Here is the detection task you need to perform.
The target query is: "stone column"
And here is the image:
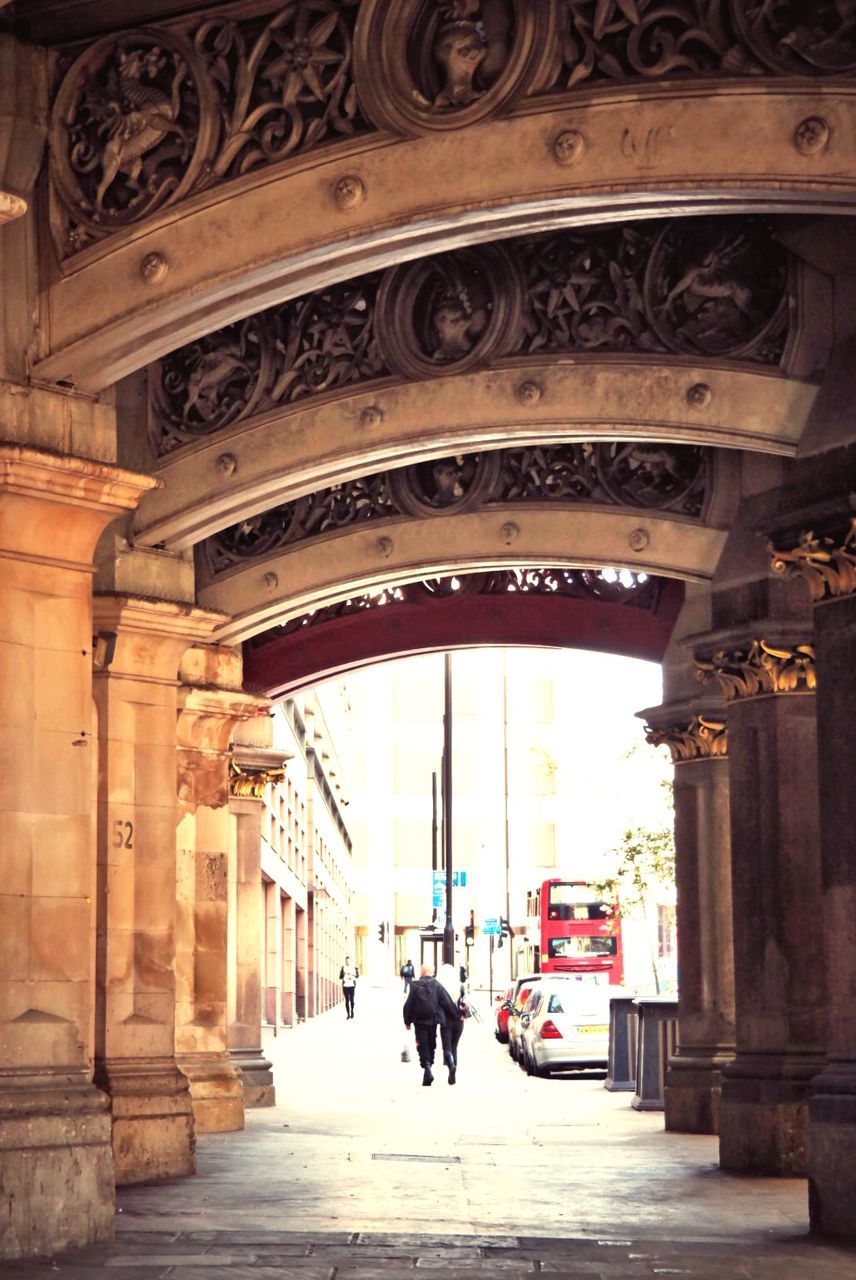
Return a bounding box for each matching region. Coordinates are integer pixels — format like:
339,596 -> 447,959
174,650 -> 269,1132
296,905 -> 308,1021
264,882 -> 282,1028
697,639 -> 825,1176
0,444 -> 156,1258
227,747 -> 285,1107
91,596 -> 226,1185
769,521 -> 856,1236
643,711 -> 735,1134
282,896 -> 296,1026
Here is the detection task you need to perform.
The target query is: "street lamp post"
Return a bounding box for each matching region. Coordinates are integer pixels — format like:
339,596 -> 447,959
442,652 -> 454,966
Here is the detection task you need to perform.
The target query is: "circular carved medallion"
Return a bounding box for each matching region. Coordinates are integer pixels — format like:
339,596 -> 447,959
51,29 -> 218,236
594,442 -> 707,514
729,0 -> 856,74
387,450 -> 502,517
643,217 -> 787,360
375,244 -> 521,379
353,0 -> 553,134
151,316 -> 273,450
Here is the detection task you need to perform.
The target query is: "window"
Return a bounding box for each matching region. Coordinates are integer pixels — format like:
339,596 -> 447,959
547,935 -> 617,959
547,993 -> 565,1014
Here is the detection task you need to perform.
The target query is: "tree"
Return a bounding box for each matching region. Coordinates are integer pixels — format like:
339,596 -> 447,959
600,781 -> 676,993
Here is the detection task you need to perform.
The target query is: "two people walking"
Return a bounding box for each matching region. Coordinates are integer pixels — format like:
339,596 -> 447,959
403,963 -> 467,1086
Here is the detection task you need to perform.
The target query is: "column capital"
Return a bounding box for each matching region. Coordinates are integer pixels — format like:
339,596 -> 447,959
230,746 -> 290,800
92,595 -> 229,682
0,443 -> 158,565
644,714 -> 728,764
770,518 -> 856,603
694,638 -> 816,701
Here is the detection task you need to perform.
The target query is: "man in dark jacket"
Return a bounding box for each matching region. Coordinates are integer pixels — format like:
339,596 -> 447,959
403,963 -> 460,1086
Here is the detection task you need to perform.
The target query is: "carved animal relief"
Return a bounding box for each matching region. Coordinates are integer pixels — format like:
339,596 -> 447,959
202,440 -> 709,574
150,217 -> 790,456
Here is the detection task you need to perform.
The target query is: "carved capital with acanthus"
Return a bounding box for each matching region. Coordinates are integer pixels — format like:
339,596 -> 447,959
769,520 -> 856,603
230,759 -> 286,800
694,639 -> 816,701
644,715 -> 728,763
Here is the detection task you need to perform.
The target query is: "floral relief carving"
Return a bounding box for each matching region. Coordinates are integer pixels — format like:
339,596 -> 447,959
645,714 -> 728,763
731,1 -> 856,75
50,1 -> 364,256
769,521 -> 856,601
203,439 -> 709,573
694,639 -> 817,700
253,565 -> 665,638
150,218 -> 789,455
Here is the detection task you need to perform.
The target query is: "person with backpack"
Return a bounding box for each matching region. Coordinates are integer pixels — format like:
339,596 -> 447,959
400,958 -> 415,993
403,962 -> 460,1086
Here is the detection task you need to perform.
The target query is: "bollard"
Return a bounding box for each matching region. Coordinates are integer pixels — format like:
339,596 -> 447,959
605,996 -> 638,1092
632,996 -> 678,1111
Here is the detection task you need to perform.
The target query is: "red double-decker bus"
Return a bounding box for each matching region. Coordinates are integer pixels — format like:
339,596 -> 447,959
524,879 -> 623,984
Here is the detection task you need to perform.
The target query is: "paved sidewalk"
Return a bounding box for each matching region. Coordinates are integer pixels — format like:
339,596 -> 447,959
6,984 -> 856,1278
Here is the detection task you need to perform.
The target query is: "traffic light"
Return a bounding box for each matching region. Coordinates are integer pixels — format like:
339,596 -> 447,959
498,915 -> 511,948
464,909 -> 475,945
377,922 -> 385,942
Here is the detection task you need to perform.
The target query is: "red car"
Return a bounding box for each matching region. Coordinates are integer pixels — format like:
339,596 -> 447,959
494,973 -> 540,1044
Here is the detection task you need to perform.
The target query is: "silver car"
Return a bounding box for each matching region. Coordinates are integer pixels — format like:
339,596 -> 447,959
519,980 -> 612,1076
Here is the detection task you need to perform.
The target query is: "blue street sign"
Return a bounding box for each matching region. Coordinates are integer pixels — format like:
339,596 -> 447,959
482,917 -> 501,935
433,869 -> 468,906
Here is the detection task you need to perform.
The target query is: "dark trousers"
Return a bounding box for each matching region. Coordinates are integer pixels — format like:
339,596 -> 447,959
414,1022 -> 437,1069
441,1018 -> 464,1068
343,985 -> 355,1017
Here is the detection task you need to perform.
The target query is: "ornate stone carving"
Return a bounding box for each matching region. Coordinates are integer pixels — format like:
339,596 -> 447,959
150,218 -> 790,455
731,2 -> 856,75
794,116 -> 831,155
375,244 -> 522,379
51,2 -> 363,255
353,0 -> 554,134
644,217 -> 788,360
770,522 -> 856,601
645,714 -> 728,763
258,564 -> 665,637
205,438 -> 708,572
230,760 -> 285,798
695,640 -> 816,700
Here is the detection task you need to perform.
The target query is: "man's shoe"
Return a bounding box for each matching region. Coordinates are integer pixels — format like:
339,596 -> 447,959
448,1066 -> 456,1085
422,1067 -> 433,1086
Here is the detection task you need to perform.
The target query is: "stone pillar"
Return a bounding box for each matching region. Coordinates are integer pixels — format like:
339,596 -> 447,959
697,640 -> 825,1176
643,712 -> 735,1134
264,882 -> 282,1028
91,596 -> 225,1185
769,521 -> 856,1236
282,896 -> 296,1026
174,650 -> 269,1132
0,444 -> 155,1258
227,747 -> 285,1107
296,905 -> 308,1021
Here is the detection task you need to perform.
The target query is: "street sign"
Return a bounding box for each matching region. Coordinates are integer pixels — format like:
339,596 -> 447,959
432,869 -> 468,906
482,917 -> 501,935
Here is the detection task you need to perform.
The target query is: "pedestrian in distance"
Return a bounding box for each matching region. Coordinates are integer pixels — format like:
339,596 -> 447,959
403,962 -> 460,1086
340,955 -> 358,1019
400,958 -> 415,993
438,963 -> 468,1085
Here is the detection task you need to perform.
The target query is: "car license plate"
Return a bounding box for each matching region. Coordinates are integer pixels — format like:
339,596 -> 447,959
577,1024 -> 608,1035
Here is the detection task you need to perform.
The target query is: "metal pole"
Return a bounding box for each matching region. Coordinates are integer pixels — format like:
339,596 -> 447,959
442,652 -> 454,966
489,934 -> 494,1006
502,653 -> 513,980
431,770 -> 438,925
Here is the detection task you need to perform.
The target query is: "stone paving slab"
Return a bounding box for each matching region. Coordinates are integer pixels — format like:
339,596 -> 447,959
8,988 -> 856,1279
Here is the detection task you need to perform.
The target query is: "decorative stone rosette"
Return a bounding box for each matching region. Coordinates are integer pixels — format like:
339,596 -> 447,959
353,0 -> 556,135
694,639 -> 816,701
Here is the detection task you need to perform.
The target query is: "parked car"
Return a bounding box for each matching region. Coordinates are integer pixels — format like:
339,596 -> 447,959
494,984 -> 515,1043
518,979 -> 613,1076
507,981 -> 539,1062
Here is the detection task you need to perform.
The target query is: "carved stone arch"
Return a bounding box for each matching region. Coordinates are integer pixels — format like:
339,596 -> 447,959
197,505 -> 729,644
353,0 -> 557,135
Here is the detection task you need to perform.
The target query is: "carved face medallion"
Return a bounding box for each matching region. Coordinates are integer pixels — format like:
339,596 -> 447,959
375,244 -> 521,378
388,450 -> 503,516
644,217 -> 787,359
354,0 -> 551,133
594,442 -> 708,514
